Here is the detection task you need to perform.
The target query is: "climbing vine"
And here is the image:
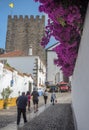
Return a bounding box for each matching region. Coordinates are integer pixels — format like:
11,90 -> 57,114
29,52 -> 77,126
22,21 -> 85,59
34,0 -> 88,76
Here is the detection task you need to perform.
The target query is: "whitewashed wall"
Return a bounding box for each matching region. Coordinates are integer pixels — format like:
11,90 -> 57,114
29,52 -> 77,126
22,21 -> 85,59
0,56 -> 46,88
71,3 -> 89,130
47,50 -> 63,84
0,63 -> 34,99
37,58 -> 46,87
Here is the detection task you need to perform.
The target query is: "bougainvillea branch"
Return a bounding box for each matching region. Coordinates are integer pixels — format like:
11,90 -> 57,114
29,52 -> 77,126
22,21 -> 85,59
34,0 -> 88,77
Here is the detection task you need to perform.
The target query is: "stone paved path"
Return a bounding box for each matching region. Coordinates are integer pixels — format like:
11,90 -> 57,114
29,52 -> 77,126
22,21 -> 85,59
21,103 -> 75,130
0,92 -> 74,130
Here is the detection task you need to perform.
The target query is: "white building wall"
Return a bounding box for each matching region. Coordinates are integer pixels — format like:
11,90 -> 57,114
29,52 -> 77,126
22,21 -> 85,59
0,63 -> 34,99
71,4 -> 89,130
37,58 -> 46,87
47,51 -> 63,84
0,63 -> 3,75
0,56 -> 46,88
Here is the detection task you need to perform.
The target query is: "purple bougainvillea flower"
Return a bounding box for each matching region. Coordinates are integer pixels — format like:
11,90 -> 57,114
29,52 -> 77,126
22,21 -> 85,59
33,0 -> 86,77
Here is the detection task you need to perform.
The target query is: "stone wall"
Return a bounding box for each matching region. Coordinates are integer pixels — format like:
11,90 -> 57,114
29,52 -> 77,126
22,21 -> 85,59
5,15 -> 46,64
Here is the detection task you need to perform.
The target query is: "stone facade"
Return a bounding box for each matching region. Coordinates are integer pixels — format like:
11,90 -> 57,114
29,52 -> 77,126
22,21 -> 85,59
5,15 -> 46,64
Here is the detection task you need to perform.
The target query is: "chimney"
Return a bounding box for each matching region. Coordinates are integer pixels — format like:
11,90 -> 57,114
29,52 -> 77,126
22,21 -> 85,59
28,46 -> 32,55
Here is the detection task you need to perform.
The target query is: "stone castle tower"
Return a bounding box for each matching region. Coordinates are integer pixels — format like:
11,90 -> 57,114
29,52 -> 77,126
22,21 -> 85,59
5,15 -> 46,63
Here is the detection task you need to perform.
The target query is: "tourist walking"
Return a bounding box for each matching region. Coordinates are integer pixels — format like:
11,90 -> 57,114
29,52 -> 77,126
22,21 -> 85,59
16,92 -> 28,125
26,91 -> 31,111
51,90 -> 56,105
31,87 -> 39,113
43,89 -> 48,105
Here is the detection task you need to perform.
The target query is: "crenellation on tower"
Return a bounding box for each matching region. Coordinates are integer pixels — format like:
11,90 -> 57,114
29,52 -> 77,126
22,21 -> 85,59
14,15 -> 18,20
30,15 -> 34,20
24,15 -> 29,21
42,15 -> 45,20
41,15 -> 45,24
35,15 -> 40,20
19,15 -> 23,20
8,15 -> 12,20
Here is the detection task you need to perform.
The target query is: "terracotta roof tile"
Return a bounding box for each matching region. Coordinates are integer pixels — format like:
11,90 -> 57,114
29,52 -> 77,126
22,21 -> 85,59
23,73 -> 33,79
4,65 -> 14,72
0,50 -> 25,57
18,72 -> 24,77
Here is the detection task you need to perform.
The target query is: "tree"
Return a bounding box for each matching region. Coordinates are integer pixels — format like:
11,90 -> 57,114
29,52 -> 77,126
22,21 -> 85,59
1,87 -> 13,109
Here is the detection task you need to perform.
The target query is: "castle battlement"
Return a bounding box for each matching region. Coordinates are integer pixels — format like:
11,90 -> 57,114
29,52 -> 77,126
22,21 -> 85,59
8,15 -> 45,21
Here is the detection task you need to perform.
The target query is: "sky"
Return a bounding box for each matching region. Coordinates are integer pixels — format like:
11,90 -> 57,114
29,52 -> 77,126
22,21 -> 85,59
0,0 -> 57,49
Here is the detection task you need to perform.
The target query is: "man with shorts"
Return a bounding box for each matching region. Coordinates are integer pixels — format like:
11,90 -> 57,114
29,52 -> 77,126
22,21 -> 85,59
31,87 -> 39,113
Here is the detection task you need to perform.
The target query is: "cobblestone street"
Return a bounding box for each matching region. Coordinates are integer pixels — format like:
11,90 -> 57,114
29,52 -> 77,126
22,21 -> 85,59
22,104 -> 74,130
0,92 -> 74,130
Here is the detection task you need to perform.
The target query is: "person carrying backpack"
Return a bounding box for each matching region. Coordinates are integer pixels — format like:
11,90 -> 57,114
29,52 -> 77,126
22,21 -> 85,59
31,87 -> 39,113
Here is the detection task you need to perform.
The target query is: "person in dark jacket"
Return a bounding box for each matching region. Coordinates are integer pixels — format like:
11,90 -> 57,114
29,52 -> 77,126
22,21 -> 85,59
31,87 -> 39,113
43,89 -> 48,105
16,92 -> 28,125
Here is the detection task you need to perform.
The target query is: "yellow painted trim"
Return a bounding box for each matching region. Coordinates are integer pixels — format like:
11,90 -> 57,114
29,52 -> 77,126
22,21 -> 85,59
0,97 -> 17,109
0,100 -> 4,109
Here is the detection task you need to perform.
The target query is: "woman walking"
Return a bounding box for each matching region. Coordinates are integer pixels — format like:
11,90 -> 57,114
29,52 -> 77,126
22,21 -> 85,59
26,91 -> 31,111
51,90 -> 56,105
43,90 -> 48,105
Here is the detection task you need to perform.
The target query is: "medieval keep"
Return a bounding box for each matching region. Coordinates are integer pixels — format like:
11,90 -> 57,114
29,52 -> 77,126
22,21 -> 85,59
5,15 -> 46,64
